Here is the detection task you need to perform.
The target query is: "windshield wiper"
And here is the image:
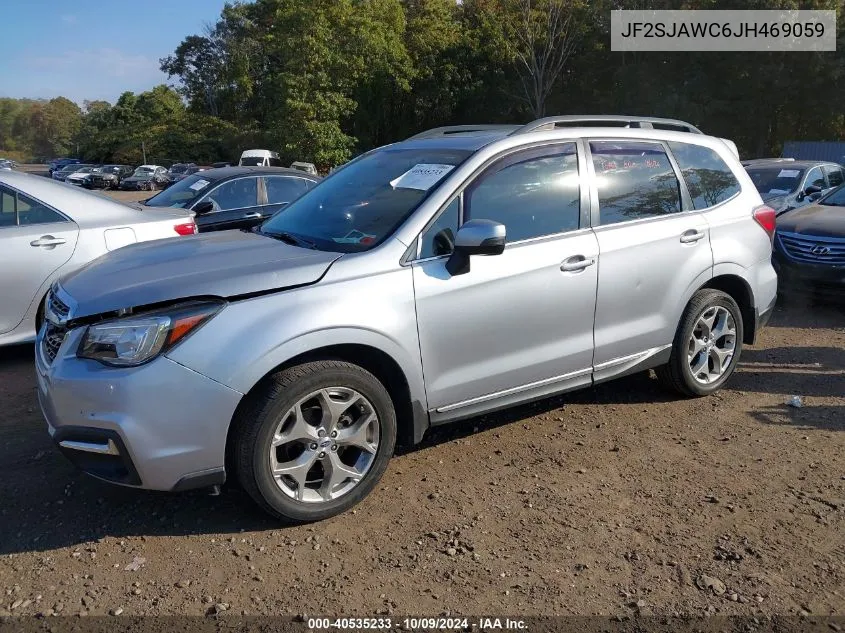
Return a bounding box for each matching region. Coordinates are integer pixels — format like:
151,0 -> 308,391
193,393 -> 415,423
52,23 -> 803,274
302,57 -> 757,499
261,229 -> 317,249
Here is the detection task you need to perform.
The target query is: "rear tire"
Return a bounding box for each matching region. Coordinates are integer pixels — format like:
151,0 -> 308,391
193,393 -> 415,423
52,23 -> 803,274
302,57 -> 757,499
232,360 -> 396,523
656,289 -> 744,397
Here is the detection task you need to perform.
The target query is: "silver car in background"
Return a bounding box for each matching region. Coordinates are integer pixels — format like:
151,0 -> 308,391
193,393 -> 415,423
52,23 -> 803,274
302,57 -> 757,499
0,170 -> 197,346
36,118 -> 778,523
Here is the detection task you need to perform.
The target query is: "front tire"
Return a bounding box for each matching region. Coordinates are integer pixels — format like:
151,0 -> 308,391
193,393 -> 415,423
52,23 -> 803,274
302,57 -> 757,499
656,289 -> 744,397
233,360 -> 396,523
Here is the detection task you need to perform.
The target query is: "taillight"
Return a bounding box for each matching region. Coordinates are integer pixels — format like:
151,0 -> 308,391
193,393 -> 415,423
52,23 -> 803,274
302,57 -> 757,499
752,204 -> 776,241
174,221 -> 197,236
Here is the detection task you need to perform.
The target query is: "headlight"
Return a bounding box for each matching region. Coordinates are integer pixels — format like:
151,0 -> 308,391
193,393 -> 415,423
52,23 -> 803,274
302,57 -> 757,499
78,301 -> 223,367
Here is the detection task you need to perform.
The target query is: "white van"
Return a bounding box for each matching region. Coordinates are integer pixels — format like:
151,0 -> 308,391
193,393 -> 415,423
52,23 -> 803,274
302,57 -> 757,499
238,149 -> 282,167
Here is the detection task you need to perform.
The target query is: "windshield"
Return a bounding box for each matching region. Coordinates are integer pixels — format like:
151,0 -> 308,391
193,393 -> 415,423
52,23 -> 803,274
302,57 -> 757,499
133,167 -> 154,176
746,167 -> 805,196
240,157 -> 264,166
169,164 -> 188,174
60,164 -> 84,173
144,173 -> 212,208
260,147 -> 472,252
819,184 -> 845,207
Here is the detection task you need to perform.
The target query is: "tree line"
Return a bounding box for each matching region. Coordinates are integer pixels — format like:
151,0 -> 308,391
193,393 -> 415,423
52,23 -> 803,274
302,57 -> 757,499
1,0 -> 842,169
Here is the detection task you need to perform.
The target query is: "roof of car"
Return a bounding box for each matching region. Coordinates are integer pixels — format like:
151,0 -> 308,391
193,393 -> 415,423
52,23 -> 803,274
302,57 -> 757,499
743,159 -> 835,170
193,166 -> 321,181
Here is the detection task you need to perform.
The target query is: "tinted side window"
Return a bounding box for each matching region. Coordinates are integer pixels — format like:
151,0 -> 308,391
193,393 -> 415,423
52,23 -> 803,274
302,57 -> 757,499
668,141 -> 741,209
264,176 -> 310,204
0,186 -> 16,227
825,166 -> 844,187
419,197 -> 460,259
590,141 -> 681,225
805,167 -> 826,190
203,178 -> 258,211
466,143 -> 580,243
13,189 -> 67,226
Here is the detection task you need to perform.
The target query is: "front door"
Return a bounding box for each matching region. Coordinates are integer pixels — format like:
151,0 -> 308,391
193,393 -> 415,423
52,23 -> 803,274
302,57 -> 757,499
193,176 -> 263,232
411,142 -> 598,420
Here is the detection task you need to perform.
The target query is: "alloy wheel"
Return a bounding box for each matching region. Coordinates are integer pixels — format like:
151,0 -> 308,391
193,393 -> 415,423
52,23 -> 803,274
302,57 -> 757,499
268,387 -> 380,503
687,305 -> 737,385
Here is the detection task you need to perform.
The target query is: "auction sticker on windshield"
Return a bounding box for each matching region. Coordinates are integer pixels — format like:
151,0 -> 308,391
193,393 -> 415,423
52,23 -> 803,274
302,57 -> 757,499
390,164 -> 455,191
189,179 -> 210,191
778,169 -> 800,178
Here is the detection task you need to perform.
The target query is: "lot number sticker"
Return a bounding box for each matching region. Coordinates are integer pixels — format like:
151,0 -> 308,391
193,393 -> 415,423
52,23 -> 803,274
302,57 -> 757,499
189,179 -> 210,191
390,164 -> 455,191
778,169 -> 800,178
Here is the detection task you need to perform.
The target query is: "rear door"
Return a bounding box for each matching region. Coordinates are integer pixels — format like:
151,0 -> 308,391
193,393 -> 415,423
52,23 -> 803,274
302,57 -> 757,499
0,184 -> 79,333
587,139 -> 714,378
192,176 -> 263,232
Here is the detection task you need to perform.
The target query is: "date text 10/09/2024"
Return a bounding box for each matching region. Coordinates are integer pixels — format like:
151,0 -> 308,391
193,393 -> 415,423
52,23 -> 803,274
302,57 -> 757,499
307,617 -> 528,630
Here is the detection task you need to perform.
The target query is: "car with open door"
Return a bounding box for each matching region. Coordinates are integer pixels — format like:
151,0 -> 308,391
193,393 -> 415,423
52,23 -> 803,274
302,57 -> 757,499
141,166 -> 319,232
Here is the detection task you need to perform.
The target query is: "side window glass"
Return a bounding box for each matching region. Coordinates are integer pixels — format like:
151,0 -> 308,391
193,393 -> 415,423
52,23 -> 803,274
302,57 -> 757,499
419,197 -> 460,259
265,177 -> 309,205
465,143 -> 580,242
805,167 -> 826,190
824,166 -> 844,188
16,189 -> 67,226
203,178 -> 258,211
667,141 -> 741,209
590,141 -> 681,225
0,186 -> 16,227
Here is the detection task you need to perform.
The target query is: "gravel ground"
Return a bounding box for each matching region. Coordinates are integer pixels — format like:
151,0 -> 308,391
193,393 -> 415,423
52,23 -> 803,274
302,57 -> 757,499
0,296 -> 843,619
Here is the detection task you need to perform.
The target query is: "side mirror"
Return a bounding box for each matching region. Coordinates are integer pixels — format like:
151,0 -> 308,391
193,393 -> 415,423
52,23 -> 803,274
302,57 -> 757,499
799,184 -> 822,201
193,200 -> 214,216
445,219 -> 506,276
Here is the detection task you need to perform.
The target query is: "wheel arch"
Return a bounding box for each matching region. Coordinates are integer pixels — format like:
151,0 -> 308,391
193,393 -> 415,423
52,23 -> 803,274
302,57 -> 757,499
701,272 -> 756,345
225,342 -> 429,481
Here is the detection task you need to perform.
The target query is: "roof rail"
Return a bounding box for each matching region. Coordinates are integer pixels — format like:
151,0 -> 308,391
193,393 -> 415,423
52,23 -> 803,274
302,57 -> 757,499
740,157 -> 795,165
406,124 -> 521,140
512,115 -> 704,135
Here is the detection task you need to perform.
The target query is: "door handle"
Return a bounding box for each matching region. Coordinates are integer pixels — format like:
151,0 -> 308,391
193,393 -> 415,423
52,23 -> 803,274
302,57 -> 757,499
560,255 -> 596,272
243,212 -> 262,219
680,229 -> 706,244
30,236 -> 66,247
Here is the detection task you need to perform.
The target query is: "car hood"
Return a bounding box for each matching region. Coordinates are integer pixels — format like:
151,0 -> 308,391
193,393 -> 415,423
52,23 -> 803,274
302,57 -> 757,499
57,230 -> 342,319
777,203 -> 845,238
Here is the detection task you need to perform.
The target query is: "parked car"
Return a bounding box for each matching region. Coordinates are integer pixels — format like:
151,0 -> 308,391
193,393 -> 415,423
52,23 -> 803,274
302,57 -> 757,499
35,117 -> 777,522
82,165 -> 134,190
168,162 -> 197,180
52,163 -> 93,182
0,160 -> 15,171
239,149 -> 282,167
743,158 -> 845,216
166,164 -> 203,186
290,161 -> 318,176
48,158 -> 81,175
142,166 -> 319,232
212,161 -> 232,169
0,170 -> 196,347
773,183 -> 845,295
119,165 -> 169,191
64,165 -> 103,186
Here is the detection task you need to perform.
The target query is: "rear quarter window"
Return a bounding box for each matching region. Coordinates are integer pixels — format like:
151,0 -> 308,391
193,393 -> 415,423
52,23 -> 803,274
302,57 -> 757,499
668,142 -> 741,209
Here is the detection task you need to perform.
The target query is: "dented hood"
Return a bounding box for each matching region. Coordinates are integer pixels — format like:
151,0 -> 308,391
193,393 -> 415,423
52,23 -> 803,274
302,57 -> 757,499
58,229 -> 341,319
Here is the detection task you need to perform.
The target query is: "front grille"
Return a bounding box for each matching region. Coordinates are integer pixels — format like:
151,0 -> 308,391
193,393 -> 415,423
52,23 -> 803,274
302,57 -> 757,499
48,291 -> 70,320
42,323 -> 67,364
778,232 -> 845,265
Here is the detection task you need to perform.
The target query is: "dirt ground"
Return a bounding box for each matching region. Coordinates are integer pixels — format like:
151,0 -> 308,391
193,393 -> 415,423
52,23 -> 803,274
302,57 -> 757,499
1,293 -> 844,620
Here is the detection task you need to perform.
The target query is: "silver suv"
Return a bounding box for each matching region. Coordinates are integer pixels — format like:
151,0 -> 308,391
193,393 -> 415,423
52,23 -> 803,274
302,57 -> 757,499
36,117 -> 778,522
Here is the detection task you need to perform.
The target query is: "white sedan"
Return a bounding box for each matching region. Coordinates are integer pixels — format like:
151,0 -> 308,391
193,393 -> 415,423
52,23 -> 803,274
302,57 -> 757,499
0,170 -> 197,346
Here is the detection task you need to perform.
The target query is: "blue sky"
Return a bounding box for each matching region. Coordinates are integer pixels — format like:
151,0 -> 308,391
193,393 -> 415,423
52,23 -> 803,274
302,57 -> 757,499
0,0 -> 230,105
